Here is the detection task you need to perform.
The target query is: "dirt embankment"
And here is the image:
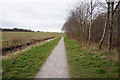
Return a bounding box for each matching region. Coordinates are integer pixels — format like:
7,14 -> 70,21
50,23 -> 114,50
2,37 -> 55,56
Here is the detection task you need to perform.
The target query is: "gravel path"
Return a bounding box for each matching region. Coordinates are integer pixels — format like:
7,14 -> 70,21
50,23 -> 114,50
35,37 -> 70,78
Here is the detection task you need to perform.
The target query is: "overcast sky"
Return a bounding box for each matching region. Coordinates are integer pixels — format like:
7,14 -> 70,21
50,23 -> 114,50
0,0 -> 112,32
0,0 -> 78,32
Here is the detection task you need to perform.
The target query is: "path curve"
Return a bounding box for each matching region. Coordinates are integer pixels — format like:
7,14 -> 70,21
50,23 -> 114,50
35,37 -> 70,78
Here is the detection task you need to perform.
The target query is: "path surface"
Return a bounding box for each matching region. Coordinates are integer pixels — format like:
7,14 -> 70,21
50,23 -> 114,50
35,37 -> 70,78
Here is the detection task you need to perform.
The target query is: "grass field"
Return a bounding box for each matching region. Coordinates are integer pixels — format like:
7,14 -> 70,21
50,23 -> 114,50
2,37 -> 61,78
2,32 -> 64,40
2,32 -> 64,50
64,37 -> 118,78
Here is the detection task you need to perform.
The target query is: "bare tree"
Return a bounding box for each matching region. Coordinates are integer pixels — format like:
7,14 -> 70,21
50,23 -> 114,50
107,1 -> 120,52
98,1 -> 110,50
63,0 -> 120,52
88,0 -> 100,45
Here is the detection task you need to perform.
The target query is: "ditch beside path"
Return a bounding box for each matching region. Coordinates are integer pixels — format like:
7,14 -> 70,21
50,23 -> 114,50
35,37 -> 70,78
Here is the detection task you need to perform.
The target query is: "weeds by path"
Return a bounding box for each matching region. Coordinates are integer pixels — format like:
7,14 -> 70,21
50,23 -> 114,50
64,37 -> 118,78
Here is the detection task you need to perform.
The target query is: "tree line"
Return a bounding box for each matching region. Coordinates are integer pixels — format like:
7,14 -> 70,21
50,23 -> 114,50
62,0 -> 120,52
1,28 -> 34,32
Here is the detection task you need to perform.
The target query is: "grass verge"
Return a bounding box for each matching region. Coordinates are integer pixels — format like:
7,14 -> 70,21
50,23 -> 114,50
64,37 -> 118,78
2,37 -> 61,78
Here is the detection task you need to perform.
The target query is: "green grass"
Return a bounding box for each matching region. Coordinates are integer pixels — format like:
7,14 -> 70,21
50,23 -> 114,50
2,37 -> 61,78
64,37 -> 118,78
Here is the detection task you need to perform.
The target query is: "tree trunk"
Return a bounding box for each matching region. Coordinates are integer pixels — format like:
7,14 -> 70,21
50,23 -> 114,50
83,20 -> 87,43
88,0 -> 93,45
98,20 -> 107,50
108,2 -> 114,52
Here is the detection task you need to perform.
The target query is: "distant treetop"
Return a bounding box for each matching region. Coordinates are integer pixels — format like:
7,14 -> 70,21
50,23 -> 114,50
1,28 -> 34,32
